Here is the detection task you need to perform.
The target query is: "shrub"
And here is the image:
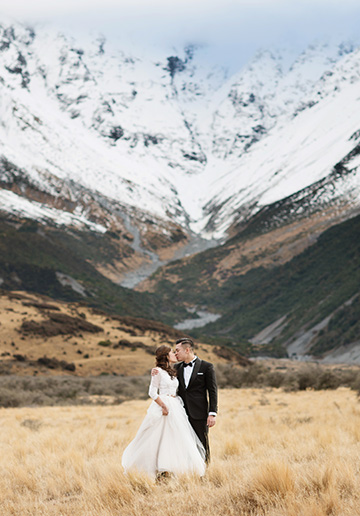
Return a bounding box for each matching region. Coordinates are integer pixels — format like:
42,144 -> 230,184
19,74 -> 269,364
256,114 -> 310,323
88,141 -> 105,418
215,363 -> 267,388
20,313 -> 103,337
215,363 -> 360,393
296,366 -> 319,390
0,374 -> 150,407
98,340 -> 112,347
315,370 -> 341,390
264,371 -> 284,388
0,387 -> 24,407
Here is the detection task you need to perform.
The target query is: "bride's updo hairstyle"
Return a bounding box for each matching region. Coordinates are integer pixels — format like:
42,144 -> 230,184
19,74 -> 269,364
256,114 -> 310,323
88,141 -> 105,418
155,345 -> 177,378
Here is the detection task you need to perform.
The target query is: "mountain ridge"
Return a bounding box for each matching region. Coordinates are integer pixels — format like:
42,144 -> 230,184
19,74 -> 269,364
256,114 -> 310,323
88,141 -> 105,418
1,19 -> 360,243
1,19 -> 360,363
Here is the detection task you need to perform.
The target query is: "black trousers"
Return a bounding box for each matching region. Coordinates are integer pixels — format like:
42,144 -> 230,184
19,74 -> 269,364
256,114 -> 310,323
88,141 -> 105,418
188,417 -> 210,463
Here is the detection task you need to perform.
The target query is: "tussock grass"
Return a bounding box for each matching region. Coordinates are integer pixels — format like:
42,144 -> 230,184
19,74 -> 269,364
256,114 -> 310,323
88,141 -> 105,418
1,388 -> 360,515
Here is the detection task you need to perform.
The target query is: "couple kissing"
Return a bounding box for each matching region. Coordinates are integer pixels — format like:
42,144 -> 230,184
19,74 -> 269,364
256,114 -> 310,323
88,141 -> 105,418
122,338 -> 218,478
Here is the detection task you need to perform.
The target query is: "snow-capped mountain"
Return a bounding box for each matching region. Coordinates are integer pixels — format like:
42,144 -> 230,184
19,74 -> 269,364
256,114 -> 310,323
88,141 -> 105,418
1,18 -> 360,248
200,41 -> 360,236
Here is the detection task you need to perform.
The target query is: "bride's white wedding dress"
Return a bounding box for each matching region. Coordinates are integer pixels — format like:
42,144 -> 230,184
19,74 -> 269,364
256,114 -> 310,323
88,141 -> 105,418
121,367 -> 206,477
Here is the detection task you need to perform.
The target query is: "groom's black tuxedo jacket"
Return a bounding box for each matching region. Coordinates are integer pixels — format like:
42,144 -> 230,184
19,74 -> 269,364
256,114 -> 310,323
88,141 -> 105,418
175,358 -> 218,420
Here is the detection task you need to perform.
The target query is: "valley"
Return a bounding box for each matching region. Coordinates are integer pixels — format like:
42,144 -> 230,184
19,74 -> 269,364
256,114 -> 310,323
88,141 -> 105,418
140,212 -> 360,362
0,19 -> 359,364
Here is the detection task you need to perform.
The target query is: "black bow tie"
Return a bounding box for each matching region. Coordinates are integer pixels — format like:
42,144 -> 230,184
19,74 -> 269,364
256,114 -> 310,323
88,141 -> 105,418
183,362 -> 193,368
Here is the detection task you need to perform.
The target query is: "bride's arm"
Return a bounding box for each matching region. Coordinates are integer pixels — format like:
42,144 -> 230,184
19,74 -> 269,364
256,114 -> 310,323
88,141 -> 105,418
154,397 -> 169,416
148,369 -> 168,415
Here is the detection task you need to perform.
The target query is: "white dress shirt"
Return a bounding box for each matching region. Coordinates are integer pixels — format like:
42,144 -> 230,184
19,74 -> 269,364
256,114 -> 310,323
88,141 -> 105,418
183,357 -> 197,388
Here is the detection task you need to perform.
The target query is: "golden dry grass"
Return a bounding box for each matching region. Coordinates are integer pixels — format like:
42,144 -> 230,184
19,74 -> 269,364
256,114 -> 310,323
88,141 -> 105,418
0,291 -> 226,377
1,388 -> 360,515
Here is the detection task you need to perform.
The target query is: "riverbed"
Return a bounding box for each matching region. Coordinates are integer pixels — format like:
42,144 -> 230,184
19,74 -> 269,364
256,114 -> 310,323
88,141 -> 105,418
119,230 -> 220,289
174,308 -> 221,330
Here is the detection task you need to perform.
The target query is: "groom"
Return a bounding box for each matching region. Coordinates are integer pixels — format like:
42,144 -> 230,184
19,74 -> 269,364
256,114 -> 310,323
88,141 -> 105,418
174,337 -> 218,463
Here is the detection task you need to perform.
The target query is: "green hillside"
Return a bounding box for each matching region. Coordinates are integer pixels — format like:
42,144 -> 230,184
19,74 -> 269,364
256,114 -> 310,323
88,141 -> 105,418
2,209 -> 360,358
148,213 -> 360,357
0,215 -> 184,323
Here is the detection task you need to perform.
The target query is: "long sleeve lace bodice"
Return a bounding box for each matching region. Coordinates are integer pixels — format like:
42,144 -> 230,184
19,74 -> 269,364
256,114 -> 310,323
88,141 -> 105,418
148,367 -> 178,400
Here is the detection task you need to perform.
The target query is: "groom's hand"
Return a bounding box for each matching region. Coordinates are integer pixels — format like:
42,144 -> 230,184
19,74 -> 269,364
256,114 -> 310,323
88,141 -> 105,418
151,368 -> 159,376
207,415 -> 216,428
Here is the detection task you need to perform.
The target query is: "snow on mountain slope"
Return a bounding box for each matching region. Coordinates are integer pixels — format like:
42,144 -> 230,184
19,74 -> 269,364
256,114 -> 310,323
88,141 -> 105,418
209,41 -> 352,160
0,189 -> 107,232
1,19 -> 360,243
0,26 -> 188,223
197,45 -> 360,236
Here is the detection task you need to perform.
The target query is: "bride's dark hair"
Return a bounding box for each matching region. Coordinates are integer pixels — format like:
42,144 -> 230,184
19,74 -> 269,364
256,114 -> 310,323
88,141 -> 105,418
155,345 -> 177,378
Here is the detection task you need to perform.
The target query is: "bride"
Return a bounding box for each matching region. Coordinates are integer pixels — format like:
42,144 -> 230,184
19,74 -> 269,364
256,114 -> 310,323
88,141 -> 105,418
121,345 -> 206,477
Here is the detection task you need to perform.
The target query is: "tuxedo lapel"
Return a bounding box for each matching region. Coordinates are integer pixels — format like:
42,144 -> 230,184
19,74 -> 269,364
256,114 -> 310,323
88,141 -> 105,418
187,358 -> 201,389
177,362 -> 185,390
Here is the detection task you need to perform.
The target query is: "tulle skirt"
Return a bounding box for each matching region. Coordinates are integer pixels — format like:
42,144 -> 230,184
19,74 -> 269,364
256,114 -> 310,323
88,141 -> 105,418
122,395 -> 206,477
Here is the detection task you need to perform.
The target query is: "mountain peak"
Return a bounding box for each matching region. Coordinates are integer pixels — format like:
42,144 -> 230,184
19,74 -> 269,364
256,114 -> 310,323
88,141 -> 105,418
0,18 -> 360,243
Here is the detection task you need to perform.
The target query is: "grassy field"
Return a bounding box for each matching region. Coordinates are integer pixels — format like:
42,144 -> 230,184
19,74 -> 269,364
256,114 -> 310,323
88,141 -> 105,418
1,388 -> 360,515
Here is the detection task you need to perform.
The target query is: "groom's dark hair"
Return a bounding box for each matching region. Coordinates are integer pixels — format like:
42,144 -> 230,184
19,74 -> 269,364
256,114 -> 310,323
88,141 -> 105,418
176,338 -> 194,349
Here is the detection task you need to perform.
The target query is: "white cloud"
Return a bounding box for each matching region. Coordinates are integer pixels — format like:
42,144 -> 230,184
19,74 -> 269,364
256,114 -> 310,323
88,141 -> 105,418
1,0 -> 359,27
3,0 -> 358,19
0,0 -> 112,18
1,0 -> 360,71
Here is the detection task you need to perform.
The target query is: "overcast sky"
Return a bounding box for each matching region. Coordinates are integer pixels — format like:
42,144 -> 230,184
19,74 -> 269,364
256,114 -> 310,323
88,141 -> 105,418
1,0 -> 360,70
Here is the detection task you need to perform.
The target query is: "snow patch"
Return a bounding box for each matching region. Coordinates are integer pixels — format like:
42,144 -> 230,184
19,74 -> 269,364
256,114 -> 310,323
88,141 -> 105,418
0,189 -> 107,233
56,272 -> 87,296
